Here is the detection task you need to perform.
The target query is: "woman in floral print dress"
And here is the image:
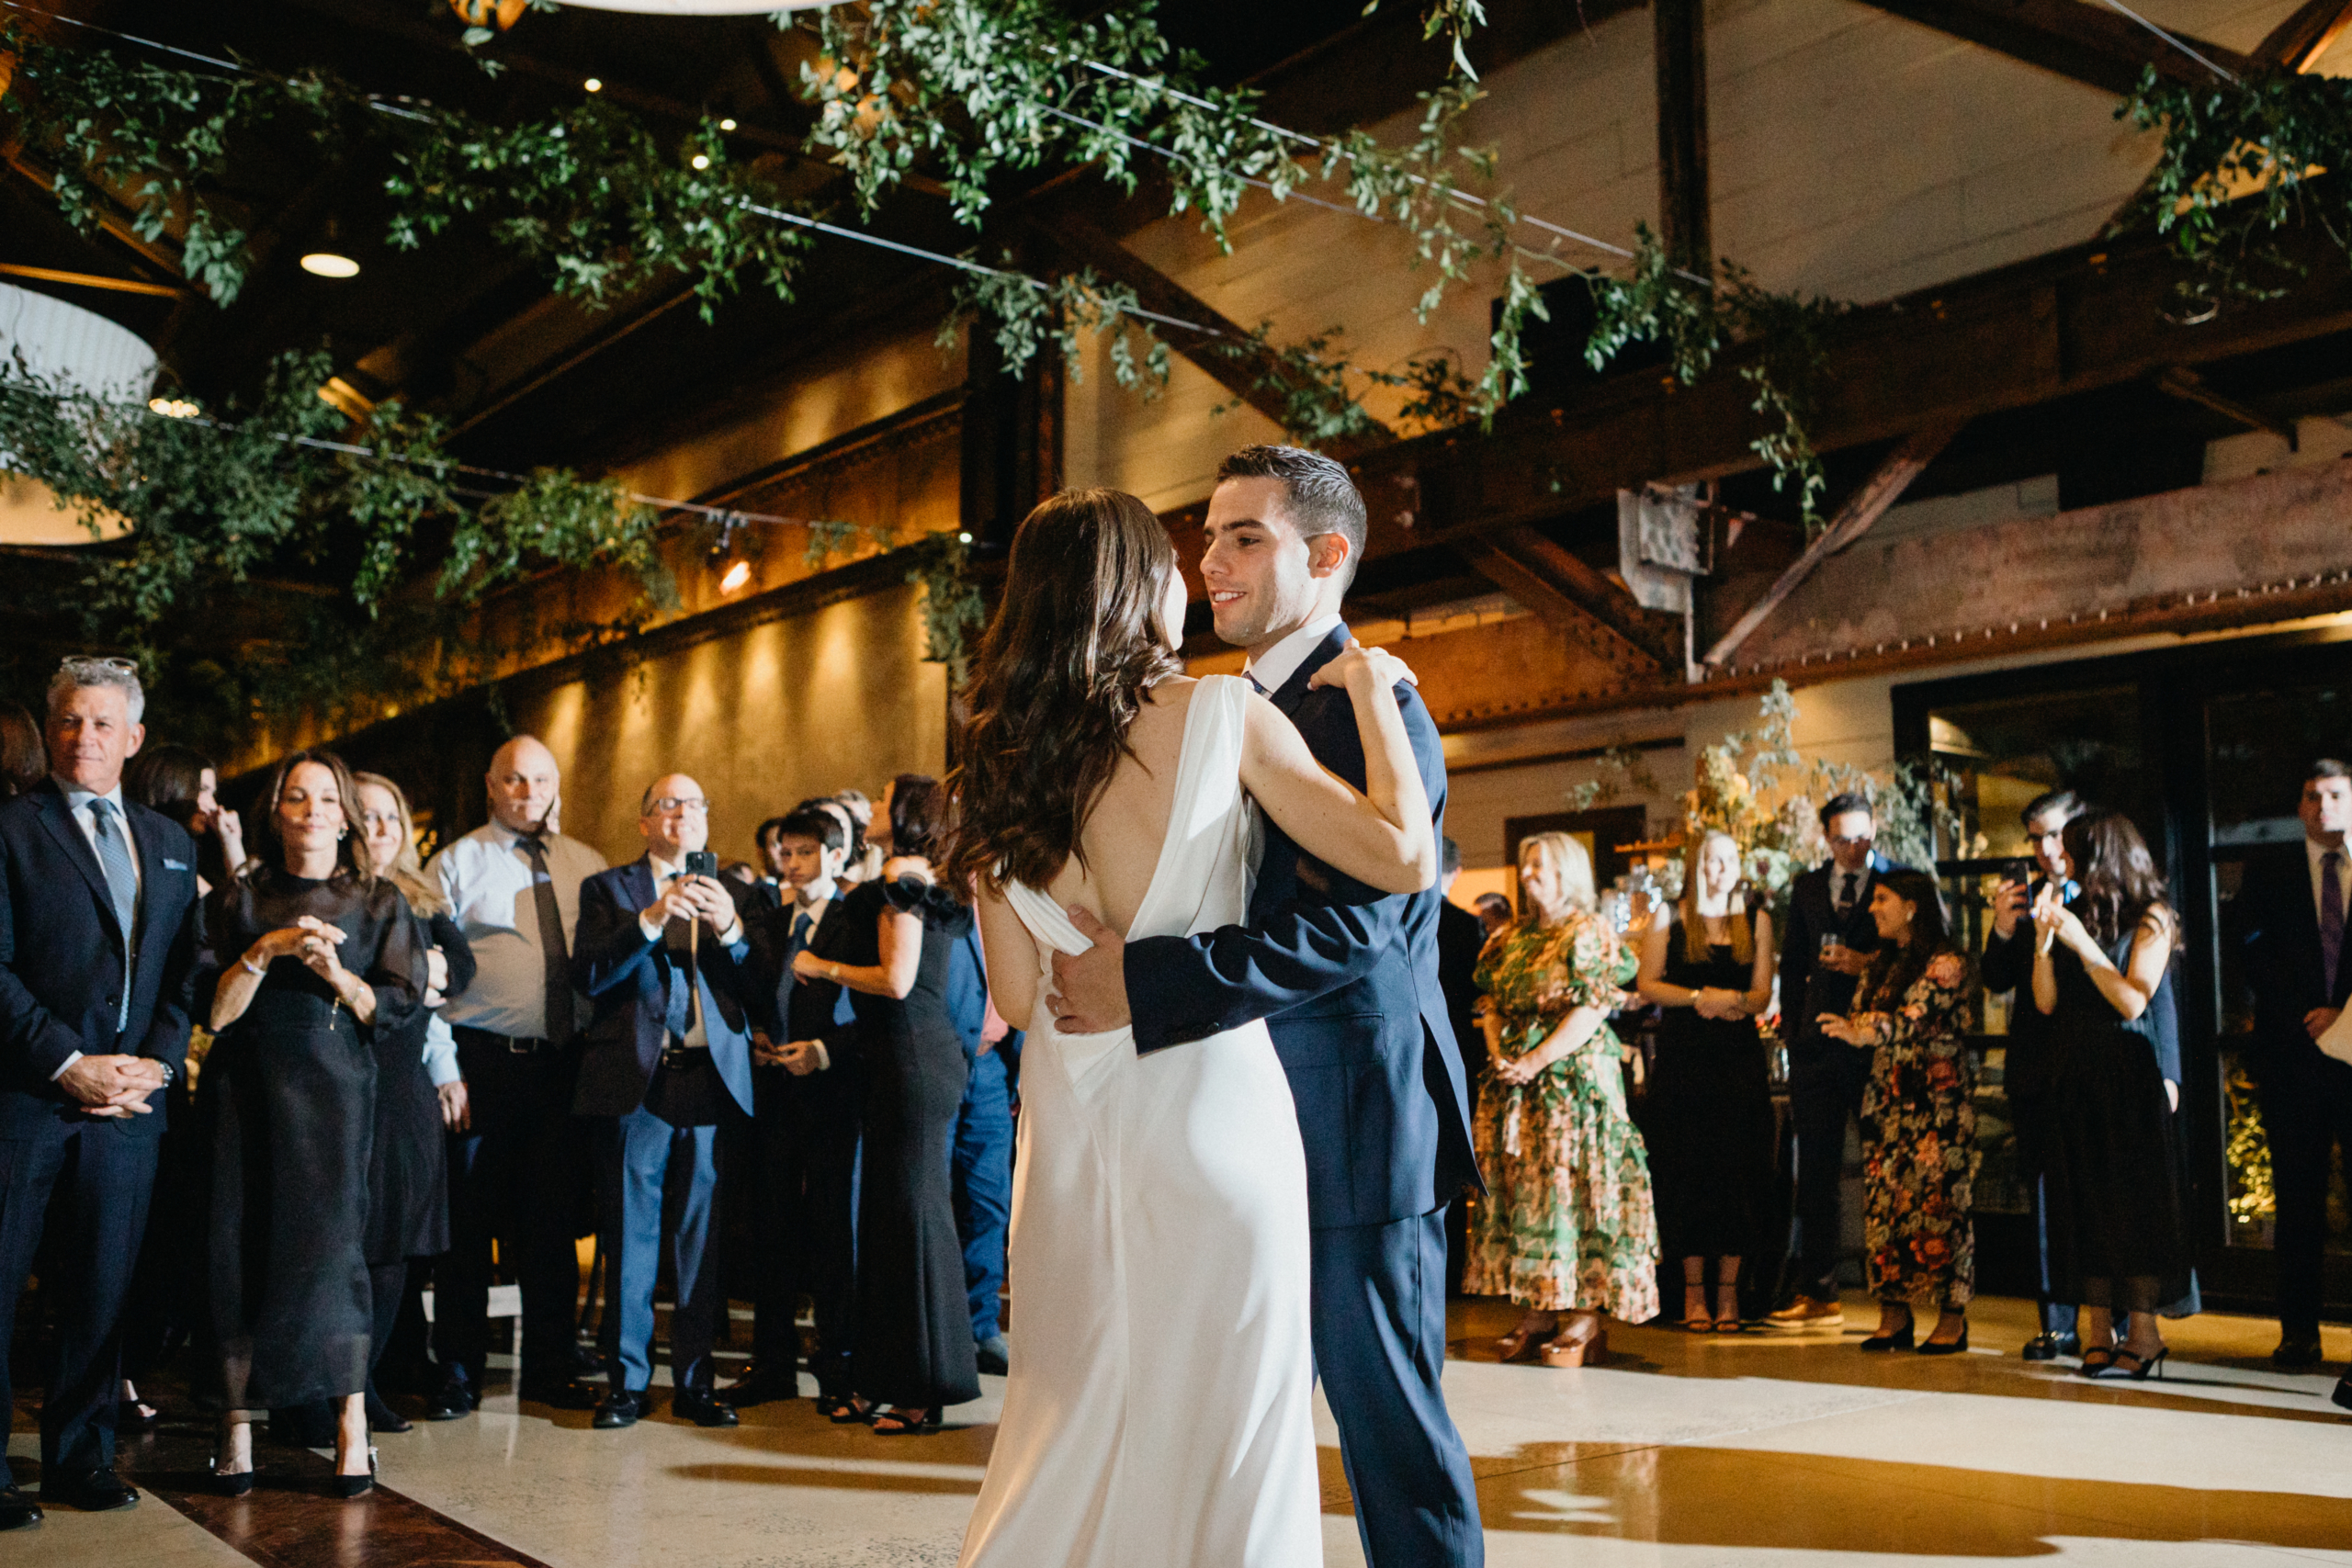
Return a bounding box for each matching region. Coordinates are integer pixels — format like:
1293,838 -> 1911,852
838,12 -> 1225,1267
1469,830 -> 1660,1365
1816,868 -> 1979,1353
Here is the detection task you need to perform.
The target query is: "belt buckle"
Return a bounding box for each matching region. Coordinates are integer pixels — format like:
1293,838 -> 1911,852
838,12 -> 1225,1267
508,1035 -> 537,1055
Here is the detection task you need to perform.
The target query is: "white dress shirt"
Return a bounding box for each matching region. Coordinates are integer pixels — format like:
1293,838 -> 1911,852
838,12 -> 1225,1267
430,821 -> 607,1039
2306,834 -> 2350,926
1243,613 -> 1346,700
51,778 -> 141,1079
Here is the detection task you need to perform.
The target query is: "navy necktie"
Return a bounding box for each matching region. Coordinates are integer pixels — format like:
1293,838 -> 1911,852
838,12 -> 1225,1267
2323,851 -> 2344,997
1246,672 -> 1268,696
89,799 -> 138,1031
790,909 -> 815,955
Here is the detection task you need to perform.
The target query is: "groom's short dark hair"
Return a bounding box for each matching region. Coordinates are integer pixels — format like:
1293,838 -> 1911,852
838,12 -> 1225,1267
1216,445 -> 1368,590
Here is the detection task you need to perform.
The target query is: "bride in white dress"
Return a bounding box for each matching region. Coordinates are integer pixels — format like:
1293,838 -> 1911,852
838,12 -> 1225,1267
941,489 -> 1437,1568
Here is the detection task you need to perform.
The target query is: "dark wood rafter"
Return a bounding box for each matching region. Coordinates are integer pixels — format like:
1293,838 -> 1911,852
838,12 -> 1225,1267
1849,0 -> 2253,94
1457,525 -> 1679,671
2254,0 -> 2352,72
1653,0 -> 1711,276
3,152 -> 193,284
2154,365 -> 2297,448
1702,419 -> 1963,667
0,261 -> 187,298
1032,208 -> 1396,457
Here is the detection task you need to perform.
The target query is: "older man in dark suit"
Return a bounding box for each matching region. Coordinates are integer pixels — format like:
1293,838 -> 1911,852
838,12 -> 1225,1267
0,659 -> 199,1529
1051,446 -> 1482,1568
2235,760 -> 2352,1384
573,773 -> 756,1431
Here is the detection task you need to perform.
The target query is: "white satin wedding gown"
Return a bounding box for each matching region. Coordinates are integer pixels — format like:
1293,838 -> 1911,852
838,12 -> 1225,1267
958,675 -> 1322,1568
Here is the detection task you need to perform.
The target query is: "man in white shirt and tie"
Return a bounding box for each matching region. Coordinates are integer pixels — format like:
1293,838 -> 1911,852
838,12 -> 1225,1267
571,774 -> 757,1429
1769,792 -> 1907,1328
2238,761 -> 2352,1377
424,735 -> 608,1418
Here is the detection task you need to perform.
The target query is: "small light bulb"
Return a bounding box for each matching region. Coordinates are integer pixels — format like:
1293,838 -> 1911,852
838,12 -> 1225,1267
583,77 -> 603,92
957,532 -> 973,544
691,152 -> 710,171
300,252 -> 360,278
719,558 -> 752,593
718,118 -> 737,131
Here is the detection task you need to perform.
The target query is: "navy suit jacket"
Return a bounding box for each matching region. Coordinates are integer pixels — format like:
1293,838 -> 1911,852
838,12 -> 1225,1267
0,780 -> 200,1140
745,889 -> 865,1111
571,856 -> 755,1119
946,922 -> 1021,1083
2236,848 -> 2352,1078
1125,627 -> 1479,1230
1778,850 -> 1905,1052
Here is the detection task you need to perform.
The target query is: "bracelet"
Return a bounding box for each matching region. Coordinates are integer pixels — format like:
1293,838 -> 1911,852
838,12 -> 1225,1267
241,953 -> 267,977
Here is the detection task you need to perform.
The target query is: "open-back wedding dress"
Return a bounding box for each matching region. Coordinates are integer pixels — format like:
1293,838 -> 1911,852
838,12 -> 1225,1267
958,674 -> 1321,1568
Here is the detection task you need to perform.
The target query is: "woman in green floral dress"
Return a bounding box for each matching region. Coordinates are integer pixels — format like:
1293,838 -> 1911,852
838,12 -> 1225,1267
1816,869 -> 1979,1353
1469,831 -> 1660,1364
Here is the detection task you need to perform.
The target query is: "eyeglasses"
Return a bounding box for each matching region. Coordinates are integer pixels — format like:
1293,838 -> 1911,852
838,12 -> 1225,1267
1827,832 -> 1875,848
59,655 -> 139,674
646,796 -> 709,815
358,811 -> 402,831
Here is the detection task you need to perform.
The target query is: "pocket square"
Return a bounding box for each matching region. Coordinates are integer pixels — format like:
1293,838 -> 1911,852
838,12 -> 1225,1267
164,858 -> 191,871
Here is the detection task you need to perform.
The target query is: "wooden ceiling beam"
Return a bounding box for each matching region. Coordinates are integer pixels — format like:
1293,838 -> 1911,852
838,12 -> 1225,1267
2255,0 -> 2352,72
1701,420 -> 1963,668
1851,0 -> 2253,93
1457,525 -> 1678,671
2155,365 -> 2297,448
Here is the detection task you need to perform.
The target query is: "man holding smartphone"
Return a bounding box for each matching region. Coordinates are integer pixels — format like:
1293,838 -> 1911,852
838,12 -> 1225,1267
571,774 -> 757,1430
1770,792 -> 1909,1328
1980,789 -> 2085,1359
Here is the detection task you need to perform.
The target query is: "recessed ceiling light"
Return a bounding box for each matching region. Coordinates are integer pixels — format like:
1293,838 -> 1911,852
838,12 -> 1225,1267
583,76 -> 603,92
718,118 -> 737,131
300,252 -> 360,278
691,153 -> 710,170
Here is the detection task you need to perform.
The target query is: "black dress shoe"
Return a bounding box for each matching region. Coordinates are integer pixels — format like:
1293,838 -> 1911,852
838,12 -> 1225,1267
673,1387 -> 740,1428
0,1485 -> 41,1530
365,1388 -> 413,1434
563,1343 -> 610,1382
53,1468 -> 139,1512
2052,1332 -> 2081,1359
975,1335 -> 1010,1376
422,1374 -> 479,1421
2275,1333 -> 2325,1369
719,1363 -> 798,1407
2333,1371 -> 2352,1413
594,1388 -> 647,1429
2020,1334 -> 2059,1362
519,1379 -> 605,1412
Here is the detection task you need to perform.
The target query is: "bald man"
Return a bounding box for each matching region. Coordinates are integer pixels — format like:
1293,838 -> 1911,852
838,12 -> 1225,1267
424,735 -> 609,1418
571,773 -> 756,1428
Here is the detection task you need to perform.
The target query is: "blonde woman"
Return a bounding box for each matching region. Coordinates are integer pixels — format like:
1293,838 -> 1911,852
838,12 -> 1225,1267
1636,830 -> 1777,1331
1469,831 -> 1660,1364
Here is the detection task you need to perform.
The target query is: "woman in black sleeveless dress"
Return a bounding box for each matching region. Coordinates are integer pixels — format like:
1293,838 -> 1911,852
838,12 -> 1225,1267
793,775 -> 978,1431
200,750 -> 424,1495
2033,809 -> 2189,1380
1637,829 -> 1778,1331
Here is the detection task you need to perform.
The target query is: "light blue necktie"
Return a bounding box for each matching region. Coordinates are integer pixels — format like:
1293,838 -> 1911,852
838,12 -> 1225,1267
88,798 -> 138,1030
1246,672 -> 1267,696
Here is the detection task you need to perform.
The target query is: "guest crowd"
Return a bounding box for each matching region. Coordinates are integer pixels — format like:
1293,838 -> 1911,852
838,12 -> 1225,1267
4,654 -> 2351,1533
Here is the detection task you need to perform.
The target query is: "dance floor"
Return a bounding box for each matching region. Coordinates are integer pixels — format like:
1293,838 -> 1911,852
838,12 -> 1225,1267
13,1292 -> 2352,1567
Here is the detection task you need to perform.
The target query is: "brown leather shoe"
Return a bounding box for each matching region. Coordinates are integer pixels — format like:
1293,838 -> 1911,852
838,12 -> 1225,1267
1763,1295 -> 1844,1329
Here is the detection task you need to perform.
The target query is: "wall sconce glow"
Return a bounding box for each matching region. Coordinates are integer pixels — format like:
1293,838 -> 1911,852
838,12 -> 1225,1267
147,397 -> 199,419
691,153 -> 711,170
718,558 -> 752,593
583,76 -> 603,92
300,252 -> 360,278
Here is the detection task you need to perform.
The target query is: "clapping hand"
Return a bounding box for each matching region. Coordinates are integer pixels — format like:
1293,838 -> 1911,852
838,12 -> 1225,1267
293,916 -> 353,987
1307,637 -> 1419,694
2031,883 -> 2079,955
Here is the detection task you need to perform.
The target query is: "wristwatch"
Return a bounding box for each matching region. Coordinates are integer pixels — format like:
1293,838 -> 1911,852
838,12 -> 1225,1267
155,1061 -> 176,1087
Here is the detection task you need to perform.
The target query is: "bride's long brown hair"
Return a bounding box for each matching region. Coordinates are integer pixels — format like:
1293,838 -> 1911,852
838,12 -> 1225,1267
944,488 -> 1185,897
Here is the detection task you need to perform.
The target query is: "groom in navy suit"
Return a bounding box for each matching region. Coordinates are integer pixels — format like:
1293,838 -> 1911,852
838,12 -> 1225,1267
1053,446 -> 1483,1566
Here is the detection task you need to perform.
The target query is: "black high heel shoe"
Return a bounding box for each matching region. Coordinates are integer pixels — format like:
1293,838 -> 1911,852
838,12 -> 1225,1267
331,1445 -> 379,1500
1859,1320 -> 1915,1352
1916,1322 -> 1970,1356
210,1461 -> 254,1499
2106,1346 -> 2168,1382
2075,1346 -> 2119,1377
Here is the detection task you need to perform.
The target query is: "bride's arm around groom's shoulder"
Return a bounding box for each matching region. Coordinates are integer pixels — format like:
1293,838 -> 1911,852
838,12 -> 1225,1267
1236,643 -> 1437,898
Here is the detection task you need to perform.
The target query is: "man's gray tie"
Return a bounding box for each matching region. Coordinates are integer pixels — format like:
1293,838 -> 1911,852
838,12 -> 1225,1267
2322,850 -> 2344,998
520,833 -> 575,1043
89,799 -> 139,1031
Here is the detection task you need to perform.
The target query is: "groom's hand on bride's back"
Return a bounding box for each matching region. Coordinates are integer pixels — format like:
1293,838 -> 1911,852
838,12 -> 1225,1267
1049,906 -> 1131,1033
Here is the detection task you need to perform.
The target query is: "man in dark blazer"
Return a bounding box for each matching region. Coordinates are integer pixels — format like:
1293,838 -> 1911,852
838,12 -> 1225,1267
572,773 -> 755,1430
729,804 -> 863,1407
1433,837 -> 1490,1293
1768,790 -> 1907,1328
1978,789 -> 2085,1359
0,661 -> 199,1528
1051,446 -> 1483,1567
2234,760 -> 2352,1376
945,913 -> 1019,1373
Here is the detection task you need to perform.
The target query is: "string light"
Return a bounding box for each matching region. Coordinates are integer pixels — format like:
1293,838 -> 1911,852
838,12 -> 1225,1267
583,76 -> 603,92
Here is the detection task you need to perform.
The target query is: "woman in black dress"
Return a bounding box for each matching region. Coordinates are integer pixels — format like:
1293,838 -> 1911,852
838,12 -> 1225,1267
2032,809 -> 2188,1380
353,772 -> 475,1427
1637,829 -> 1778,1331
202,750 -> 424,1495
794,773 -> 978,1432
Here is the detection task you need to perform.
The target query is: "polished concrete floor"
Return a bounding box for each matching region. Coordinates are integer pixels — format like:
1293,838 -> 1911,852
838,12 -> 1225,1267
13,1292 -> 2352,1567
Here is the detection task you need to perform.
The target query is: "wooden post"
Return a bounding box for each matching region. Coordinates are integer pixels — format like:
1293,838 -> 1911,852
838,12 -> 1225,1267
1654,0 -> 1711,276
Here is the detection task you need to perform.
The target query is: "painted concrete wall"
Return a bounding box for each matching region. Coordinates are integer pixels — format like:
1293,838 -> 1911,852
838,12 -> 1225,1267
509,582 -> 947,872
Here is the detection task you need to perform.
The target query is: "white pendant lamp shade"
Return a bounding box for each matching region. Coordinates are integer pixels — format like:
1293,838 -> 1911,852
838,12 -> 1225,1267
0,281 -> 155,546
